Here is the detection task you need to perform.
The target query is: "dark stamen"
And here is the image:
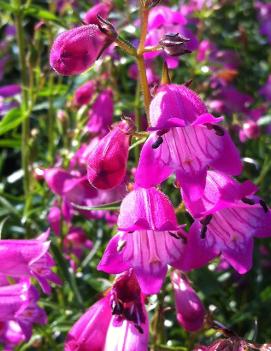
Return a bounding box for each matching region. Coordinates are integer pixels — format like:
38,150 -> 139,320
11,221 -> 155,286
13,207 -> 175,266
152,136 -> 163,149
241,197 -> 255,205
157,128 -> 169,136
201,225 -> 208,239
260,200 -> 269,213
200,214 -> 213,226
135,324 -> 144,334
112,301 -> 123,315
169,231 -> 180,239
205,123 -> 225,136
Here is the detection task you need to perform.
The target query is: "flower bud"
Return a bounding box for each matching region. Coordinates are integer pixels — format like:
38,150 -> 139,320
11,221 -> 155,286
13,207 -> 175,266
87,119 -> 135,190
159,33 -> 191,56
50,24 -> 114,76
171,271 -> 205,332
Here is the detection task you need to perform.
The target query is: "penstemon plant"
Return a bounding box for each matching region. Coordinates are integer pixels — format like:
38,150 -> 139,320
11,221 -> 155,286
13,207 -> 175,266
0,0 -> 271,350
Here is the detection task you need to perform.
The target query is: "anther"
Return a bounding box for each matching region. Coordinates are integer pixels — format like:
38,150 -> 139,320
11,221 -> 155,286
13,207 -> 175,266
241,197 -> 255,205
200,215 -> 213,226
260,200 -> 269,213
135,324 -> 144,334
201,225 -> 208,239
152,136 -> 163,149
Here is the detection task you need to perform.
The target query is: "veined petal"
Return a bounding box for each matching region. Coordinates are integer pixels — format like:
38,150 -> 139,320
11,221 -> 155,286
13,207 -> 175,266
104,316 -> 149,351
117,187 -> 178,231
135,134 -> 173,188
99,230 -> 184,294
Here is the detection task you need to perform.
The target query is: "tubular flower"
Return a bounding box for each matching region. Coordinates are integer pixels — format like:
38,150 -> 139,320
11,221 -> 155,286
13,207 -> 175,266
0,280 -> 47,342
87,119 -> 135,190
50,24 -> 114,76
73,80 -> 96,106
180,170 -> 271,274
98,187 -> 187,294
86,88 -> 114,135
171,271 -> 205,332
0,230 -> 61,294
65,270 -> 149,351
135,84 -> 242,200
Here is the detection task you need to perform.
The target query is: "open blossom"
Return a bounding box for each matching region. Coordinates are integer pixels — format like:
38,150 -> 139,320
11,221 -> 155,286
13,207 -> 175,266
144,6 -> 198,68
87,119 -> 135,190
0,230 -> 61,294
135,84 -> 242,200
87,88 -> 113,135
171,271 -> 205,332
0,280 -> 47,345
98,187 -> 187,294
50,24 -> 114,76
180,170 -> 271,274
65,270 -> 149,351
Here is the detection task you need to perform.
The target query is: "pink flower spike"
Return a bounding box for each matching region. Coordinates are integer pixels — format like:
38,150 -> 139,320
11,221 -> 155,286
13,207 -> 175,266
73,80 -> 95,106
171,271 -> 205,332
87,120 -> 134,190
50,24 -> 113,76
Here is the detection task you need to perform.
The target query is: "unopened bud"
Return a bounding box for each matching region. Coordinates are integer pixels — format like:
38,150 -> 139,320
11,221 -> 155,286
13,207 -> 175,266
97,15 -> 117,41
160,33 -> 191,57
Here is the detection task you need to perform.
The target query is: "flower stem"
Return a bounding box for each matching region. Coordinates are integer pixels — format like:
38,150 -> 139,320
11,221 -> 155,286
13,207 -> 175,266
13,0 -> 31,218
136,2 -> 151,124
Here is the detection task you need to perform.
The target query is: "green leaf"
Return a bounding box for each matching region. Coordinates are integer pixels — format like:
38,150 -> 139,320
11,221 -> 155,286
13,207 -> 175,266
0,138 -> 21,148
24,6 -> 65,26
50,242 -> 84,308
71,201 -> 121,212
0,108 -> 26,135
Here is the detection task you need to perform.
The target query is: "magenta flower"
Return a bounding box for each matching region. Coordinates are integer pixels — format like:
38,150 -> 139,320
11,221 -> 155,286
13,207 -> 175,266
73,80 -> 96,106
0,280 -> 47,342
84,1 -> 112,25
65,270 -> 148,351
144,6 -> 198,69
171,271 -> 205,332
180,171 -> 271,274
50,25 -> 112,76
87,119 -> 135,190
87,88 -> 113,135
98,187 -> 187,294
48,206 -> 62,235
0,84 -> 21,98
135,84 -> 242,200
0,230 -> 61,294
64,227 -> 93,260
44,169 -> 97,204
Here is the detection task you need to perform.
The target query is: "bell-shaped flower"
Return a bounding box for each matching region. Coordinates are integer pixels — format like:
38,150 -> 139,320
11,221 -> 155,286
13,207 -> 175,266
65,270 -> 148,351
98,187 -> 187,294
87,119 -> 135,190
0,230 -> 61,294
135,84 -> 242,200
50,24 -> 114,76
86,88 -> 113,135
0,280 -> 47,342
180,171 -> 271,274
171,271 -> 205,332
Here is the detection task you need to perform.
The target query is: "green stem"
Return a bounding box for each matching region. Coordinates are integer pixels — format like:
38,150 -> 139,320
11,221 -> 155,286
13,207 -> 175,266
13,0 -> 31,220
136,2 -> 151,123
